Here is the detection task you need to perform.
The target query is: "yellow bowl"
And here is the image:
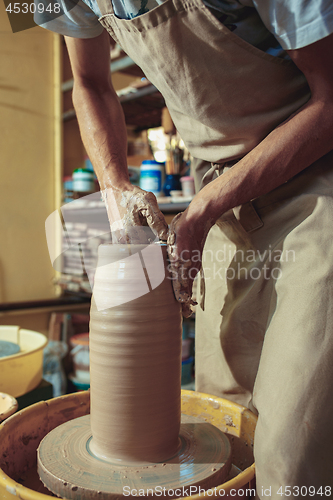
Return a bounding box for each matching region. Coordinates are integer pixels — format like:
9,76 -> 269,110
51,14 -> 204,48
0,326 -> 48,398
0,390 -> 257,499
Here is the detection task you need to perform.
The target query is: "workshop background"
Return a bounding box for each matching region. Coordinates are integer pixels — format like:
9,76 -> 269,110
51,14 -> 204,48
0,6 -> 258,498
0,4 -> 195,399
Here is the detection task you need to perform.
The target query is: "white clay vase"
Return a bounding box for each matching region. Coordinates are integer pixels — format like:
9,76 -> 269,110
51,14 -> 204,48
89,243 -> 183,464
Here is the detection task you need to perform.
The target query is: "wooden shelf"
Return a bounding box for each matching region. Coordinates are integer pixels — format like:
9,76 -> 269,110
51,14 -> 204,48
62,38 -> 165,131
63,84 -> 165,130
61,55 -> 142,93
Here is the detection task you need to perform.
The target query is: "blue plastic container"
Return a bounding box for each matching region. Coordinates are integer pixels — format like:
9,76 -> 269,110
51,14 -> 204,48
140,160 -> 164,197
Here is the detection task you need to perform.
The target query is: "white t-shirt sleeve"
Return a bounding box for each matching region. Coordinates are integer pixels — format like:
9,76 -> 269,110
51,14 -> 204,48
35,0 -> 104,38
251,0 -> 333,50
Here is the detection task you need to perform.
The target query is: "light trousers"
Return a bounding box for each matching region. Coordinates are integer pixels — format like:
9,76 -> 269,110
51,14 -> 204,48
195,151 -> 333,498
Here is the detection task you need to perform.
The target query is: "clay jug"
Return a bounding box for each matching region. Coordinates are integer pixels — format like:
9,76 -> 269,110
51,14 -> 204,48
89,243 -> 183,464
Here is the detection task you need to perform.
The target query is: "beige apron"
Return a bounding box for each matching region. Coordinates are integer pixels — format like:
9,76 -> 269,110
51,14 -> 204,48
96,0 -> 333,496
97,0 -> 310,164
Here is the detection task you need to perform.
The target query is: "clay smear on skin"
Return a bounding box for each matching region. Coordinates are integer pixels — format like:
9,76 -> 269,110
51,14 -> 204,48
105,187 -> 168,244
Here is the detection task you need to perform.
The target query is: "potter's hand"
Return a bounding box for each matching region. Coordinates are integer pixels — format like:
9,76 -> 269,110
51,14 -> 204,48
103,185 -> 168,244
167,204 -> 215,317
166,210 -> 202,317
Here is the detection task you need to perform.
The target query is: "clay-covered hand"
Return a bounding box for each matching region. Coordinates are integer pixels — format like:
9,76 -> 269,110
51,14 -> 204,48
103,185 -> 168,244
167,209 -> 212,317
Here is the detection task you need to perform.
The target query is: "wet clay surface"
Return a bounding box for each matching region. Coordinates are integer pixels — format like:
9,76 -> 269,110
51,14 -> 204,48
89,244 -> 183,464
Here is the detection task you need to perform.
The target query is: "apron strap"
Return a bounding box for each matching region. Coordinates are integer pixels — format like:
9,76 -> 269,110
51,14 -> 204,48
96,0 -> 114,17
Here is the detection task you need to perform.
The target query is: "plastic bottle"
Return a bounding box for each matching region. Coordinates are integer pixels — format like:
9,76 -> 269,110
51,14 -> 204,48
73,168 -> 95,193
139,160 -> 164,197
180,176 -> 195,197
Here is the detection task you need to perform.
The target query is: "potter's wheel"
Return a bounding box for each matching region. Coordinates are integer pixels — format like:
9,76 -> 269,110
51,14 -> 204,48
37,413 -> 232,500
38,245 -> 232,499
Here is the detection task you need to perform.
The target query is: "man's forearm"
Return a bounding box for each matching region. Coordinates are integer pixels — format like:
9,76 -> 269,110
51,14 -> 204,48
188,96 -> 333,227
63,34 -> 168,242
72,80 -> 130,192
188,34 -> 333,228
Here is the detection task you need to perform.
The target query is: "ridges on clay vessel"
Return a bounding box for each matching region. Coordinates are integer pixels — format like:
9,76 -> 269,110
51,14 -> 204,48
89,243 -> 183,464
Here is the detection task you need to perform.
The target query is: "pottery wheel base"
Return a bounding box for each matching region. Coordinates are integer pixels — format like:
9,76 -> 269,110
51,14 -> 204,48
37,414 -> 232,500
